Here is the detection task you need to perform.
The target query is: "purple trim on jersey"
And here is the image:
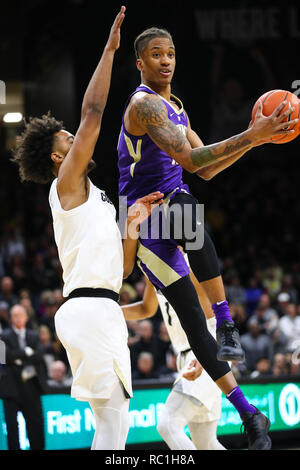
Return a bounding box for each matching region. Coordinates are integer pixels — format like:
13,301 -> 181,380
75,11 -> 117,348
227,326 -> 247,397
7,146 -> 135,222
138,236 -> 190,290
138,261 -> 165,291
118,85 -> 190,205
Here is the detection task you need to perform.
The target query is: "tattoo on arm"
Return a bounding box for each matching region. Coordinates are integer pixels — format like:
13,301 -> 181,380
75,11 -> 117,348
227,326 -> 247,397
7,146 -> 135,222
134,95 -> 252,170
190,134 -> 252,168
134,95 -> 186,154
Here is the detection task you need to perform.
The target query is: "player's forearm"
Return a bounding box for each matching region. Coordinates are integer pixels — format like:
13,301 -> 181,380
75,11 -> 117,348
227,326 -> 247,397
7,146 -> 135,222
122,296 -> 157,321
81,46 -> 116,117
122,217 -> 139,279
189,129 -> 253,173
122,301 -> 152,321
195,145 -> 253,180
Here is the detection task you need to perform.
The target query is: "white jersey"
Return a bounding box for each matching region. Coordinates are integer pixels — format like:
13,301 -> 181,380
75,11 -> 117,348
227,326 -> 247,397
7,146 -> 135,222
156,291 -> 192,354
156,291 -> 222,420
49,178 -> 123,298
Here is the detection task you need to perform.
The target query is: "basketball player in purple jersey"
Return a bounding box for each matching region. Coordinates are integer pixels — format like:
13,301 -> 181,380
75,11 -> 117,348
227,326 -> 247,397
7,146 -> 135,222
118,27 -> 297,449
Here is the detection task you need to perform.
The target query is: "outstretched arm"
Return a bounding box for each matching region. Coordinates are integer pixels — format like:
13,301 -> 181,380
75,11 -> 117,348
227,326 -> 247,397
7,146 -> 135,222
129,93 -> 297,174
58,7 -> 125,191
186,118 -> 253,180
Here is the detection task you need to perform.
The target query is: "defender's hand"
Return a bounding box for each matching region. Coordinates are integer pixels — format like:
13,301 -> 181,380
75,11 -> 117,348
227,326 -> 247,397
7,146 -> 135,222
182,359 -> 203,381
128,192 -> 164,226
106,6 -> 126,52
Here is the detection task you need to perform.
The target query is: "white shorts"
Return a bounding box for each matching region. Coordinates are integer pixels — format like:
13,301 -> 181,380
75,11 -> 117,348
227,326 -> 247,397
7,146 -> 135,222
174,349 -> 222,423
54,297 -> 132,401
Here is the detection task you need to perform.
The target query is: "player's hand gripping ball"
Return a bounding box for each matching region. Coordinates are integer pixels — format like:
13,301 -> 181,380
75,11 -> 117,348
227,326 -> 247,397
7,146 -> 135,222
251,89 -> 300,143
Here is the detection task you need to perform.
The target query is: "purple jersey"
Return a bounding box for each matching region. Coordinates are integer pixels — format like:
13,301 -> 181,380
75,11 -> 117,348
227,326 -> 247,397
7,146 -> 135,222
118,84 -> 190,205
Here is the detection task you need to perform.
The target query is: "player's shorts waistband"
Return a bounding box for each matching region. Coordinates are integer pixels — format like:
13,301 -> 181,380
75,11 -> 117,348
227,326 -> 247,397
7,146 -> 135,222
67,288 -> 119,303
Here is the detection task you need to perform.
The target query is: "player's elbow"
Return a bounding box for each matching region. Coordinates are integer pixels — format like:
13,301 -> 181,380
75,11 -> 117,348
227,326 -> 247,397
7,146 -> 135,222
196,168 -> 214,180
141,305 -> 156,319
82,104 -> 104,120
123,266 -> 132,279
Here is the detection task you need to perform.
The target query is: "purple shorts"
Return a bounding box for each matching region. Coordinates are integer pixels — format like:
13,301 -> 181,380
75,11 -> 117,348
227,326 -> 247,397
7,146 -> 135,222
136,185 -> 191,290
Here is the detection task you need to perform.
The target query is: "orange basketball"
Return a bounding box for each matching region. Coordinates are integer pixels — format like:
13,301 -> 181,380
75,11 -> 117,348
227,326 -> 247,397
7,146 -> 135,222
251,89 -> 300,143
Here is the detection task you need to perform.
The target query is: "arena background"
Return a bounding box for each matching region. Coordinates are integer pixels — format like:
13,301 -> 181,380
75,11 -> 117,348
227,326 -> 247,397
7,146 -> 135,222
0,0 -> 300,451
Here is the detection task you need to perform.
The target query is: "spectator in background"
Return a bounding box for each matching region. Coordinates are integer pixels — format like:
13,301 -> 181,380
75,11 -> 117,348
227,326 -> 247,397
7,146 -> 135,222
271,353 -> 289,377
250,358 -> 272,379
245,277 -> 263,316
280,274 -> 298,305
130,320 -> 159,372
119,282 -> 137,306
134,277 -> 147,301
248,293 -> 279,335
0,251 -> 5,279
270,328 -> 288,356
126,320 -> 140,347
47,360 -> 72,390
158,347 -> 178,380
276,292 -> 291,317
38,295 -> 59,339
0,276 -> 19,308
19,295 -> 38,331
28,253 -> 54,296
240,320 -> 273,373
156,321 -> 171,369
0,304 -> 47,449
228,302 -> 247,334
286,351 -> 300,376
262,267 -> 282,301
230,360 -> 248,380
52,289 -> 64,308
3,226 -> 25,264
8,254 -> 27,292
52,332 -> 69,369
132,352 -> 159,380
0,301 -> 10,333
39,325 -> 56,374
225,275 -> 246,306
278,303 -> 300,353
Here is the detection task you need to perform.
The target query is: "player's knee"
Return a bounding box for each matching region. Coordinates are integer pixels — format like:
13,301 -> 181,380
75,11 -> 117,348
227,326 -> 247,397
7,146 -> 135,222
156,412 -> 174,439
178,304 -> 207,336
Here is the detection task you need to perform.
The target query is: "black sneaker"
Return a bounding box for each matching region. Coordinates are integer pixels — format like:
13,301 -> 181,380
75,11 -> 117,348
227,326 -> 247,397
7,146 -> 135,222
241,407 -> 272,450
216,320 -> 245,361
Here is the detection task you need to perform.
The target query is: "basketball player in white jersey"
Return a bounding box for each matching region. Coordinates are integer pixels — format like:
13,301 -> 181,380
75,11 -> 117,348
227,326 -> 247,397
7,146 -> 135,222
12,6 -> 164,450
122,269 -> 226,450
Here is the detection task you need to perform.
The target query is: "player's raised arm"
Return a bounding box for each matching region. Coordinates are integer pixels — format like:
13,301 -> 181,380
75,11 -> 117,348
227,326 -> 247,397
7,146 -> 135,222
57,6 -> 126,189
129,93 -> 298,174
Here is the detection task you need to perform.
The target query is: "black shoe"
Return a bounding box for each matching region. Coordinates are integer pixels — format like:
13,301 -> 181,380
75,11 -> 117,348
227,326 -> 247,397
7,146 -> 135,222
216,320 -> 245,361
241,407 -> 272,450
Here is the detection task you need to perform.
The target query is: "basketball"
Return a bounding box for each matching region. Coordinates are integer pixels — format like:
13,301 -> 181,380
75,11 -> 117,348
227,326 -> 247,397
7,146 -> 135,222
251,89 -> 300,143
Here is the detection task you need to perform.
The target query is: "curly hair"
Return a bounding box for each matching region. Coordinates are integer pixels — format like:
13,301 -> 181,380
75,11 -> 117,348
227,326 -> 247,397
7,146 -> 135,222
11,112 -> 64,184
134,27 -> 173,59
